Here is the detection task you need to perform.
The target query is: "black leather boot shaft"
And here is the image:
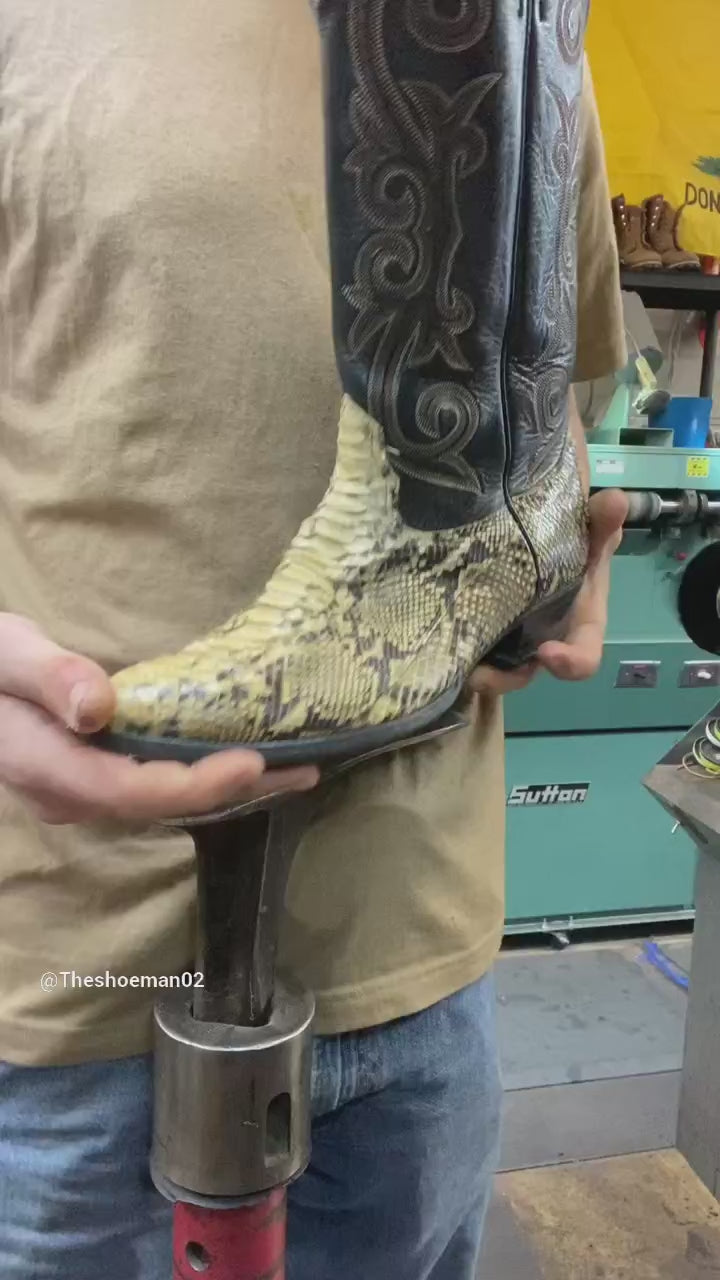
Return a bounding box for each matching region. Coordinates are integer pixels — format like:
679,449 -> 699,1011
505,0 -> 587,495
316,0 -> 588,531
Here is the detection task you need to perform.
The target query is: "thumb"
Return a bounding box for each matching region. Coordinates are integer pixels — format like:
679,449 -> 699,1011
0,613 -> 115,733
587,489 -> 628,572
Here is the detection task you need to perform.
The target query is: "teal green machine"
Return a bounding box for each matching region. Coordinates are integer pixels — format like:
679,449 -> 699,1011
504,442 -> 720,934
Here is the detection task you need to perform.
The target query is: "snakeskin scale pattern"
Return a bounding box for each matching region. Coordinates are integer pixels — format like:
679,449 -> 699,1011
513,436 -> 588,597
111,398 -> 587,745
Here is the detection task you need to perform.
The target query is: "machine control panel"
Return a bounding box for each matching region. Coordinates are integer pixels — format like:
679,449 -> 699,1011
615,661 -> 660,689
679,661 -> 720,689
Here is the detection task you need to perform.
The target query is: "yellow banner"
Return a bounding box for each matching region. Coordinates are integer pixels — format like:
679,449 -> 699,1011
587,0 -> 720,256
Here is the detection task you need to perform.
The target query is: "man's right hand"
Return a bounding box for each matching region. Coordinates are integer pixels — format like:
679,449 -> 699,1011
0,613 -> 319,826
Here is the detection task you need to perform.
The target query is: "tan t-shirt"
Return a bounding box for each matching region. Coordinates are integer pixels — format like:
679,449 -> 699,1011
0,1 -> 625,1065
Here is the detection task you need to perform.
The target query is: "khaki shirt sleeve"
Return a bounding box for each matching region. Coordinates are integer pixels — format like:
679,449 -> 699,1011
574,58 -> 627,381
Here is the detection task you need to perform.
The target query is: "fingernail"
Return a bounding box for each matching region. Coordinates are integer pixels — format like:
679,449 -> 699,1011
293,770 -> 320,791
67,682 -> 98,733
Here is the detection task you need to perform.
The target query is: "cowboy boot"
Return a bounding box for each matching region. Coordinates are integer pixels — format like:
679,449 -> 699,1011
643,195 -> 700,270
612,194 -> 662,269
106,0 -> 591,766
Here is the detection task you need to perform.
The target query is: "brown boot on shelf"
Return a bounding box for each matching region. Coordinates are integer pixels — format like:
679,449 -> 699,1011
643,195 -> 700,270
612,194 -> 662,269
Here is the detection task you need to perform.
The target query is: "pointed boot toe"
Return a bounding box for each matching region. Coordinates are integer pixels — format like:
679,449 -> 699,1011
111,661 -> 227,743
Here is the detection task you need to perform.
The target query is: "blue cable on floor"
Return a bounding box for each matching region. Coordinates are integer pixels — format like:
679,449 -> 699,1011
642,940 -> 690,991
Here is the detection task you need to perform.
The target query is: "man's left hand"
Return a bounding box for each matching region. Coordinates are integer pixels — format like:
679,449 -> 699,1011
469,488 -> 628,697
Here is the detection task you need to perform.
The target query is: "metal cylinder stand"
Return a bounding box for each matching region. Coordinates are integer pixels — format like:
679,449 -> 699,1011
153,793 -> 317,1280
152,710 -> 466,1279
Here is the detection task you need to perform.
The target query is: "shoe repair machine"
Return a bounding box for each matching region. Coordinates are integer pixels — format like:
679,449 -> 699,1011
505,267 -> 720,936
505,439 -> 720,934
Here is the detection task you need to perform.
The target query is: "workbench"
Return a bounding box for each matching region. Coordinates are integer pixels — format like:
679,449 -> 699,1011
646,712 -> 720,1200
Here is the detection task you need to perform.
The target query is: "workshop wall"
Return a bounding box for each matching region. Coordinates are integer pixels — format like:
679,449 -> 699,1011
650,311 -> 720,437
587,0 -> 720,258
576,310 -> 720,439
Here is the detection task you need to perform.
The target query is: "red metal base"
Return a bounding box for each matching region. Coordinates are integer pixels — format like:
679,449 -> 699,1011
172,1189 -> 286,1280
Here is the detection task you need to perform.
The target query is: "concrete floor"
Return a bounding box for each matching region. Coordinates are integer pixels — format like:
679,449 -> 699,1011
480,1151 -> 720,1279
495,935 -> 692,1170
477,935 -> 709,1276
497,936 -> 692,1092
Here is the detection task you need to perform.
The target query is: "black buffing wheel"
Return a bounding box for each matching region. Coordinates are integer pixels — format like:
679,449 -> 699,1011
678,543 -> 720,655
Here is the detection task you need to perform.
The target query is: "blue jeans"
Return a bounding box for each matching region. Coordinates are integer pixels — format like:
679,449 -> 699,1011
0,974 -> 500,1280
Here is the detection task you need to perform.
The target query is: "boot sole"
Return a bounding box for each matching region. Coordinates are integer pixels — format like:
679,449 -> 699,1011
95,683 -> 463,767
95,580 -> 583,767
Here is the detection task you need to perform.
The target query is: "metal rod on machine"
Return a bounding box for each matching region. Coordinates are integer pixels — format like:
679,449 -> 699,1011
622,490 -> 720,527
193,809 -> 274,1027
623,491 -> 675,525
192,797 -> 311,1027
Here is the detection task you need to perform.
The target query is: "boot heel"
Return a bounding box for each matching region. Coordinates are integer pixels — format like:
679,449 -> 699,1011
485,581 -> 583,672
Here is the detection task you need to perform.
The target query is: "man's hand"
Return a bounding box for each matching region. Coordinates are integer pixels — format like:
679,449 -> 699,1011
469,489 -> 628,697
0,614 -> 319,825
